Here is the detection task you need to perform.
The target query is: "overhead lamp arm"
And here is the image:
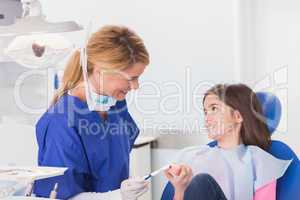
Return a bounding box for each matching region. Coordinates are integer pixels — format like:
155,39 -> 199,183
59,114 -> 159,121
0,0 -> 82,37
21,0 -> 42,17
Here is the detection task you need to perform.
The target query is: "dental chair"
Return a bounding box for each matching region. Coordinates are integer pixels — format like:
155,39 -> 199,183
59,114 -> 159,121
161,92 -> 300,200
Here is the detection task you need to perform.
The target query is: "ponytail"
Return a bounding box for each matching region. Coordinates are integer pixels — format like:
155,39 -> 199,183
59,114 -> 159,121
51,50 -> 83,105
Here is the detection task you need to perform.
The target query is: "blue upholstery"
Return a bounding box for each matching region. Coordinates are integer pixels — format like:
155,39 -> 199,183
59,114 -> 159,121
256,92 -> 282,134
161,92 -> 300,200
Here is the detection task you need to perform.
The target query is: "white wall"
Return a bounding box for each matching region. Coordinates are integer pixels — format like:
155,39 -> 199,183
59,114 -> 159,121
240,0 -> 300,155
40,0 -> 240,132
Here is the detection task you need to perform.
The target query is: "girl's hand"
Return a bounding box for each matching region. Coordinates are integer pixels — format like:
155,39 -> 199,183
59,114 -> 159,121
164,164 -> 193,200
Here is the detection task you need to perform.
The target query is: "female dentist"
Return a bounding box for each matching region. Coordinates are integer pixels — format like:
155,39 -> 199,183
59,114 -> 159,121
34,25 -> 150,200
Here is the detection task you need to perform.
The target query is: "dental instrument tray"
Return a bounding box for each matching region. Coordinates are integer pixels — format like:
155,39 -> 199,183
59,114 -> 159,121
0,166 -> 67,181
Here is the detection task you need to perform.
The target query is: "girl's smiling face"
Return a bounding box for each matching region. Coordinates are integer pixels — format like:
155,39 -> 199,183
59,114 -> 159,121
203,94 -> 243,141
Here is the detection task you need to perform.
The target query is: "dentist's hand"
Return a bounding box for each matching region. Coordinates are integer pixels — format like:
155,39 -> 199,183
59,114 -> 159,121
120,177 -> 149,200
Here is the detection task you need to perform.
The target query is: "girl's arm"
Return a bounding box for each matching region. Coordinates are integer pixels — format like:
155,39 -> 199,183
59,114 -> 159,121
164,164 -> 193,200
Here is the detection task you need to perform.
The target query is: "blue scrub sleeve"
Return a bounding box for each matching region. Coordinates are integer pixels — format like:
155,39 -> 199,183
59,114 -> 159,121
34,117 -> 91,200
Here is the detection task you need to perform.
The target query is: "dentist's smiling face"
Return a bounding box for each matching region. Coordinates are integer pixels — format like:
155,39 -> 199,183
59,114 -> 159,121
90,62 -> 146,100
203,94 -> 240,140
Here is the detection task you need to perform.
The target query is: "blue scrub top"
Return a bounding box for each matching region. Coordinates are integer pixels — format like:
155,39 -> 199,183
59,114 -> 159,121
34,94 -> 139,199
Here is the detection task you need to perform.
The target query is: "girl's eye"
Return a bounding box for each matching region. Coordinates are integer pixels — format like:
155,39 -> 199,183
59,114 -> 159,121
212,106 -> 218,112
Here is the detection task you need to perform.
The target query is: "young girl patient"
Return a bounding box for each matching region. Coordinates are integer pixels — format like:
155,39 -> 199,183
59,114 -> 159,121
164,84 -> 291,200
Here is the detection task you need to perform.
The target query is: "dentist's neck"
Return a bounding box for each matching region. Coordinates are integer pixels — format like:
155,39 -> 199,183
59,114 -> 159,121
69,82 -> 86,102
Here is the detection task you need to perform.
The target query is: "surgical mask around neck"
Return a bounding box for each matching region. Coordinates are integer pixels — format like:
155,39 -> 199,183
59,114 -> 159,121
89,89 -> 117,111
80,47 -> 117,111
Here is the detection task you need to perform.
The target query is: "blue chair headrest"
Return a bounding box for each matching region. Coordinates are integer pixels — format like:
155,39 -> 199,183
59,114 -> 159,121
255,92 -> 282,134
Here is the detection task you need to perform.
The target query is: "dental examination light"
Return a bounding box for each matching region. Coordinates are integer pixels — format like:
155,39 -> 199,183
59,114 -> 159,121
0,0 -> 83,104
0,0 -> 82,69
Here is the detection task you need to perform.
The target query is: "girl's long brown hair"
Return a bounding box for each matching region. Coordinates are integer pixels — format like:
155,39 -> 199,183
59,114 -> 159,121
203,84 -> 271,151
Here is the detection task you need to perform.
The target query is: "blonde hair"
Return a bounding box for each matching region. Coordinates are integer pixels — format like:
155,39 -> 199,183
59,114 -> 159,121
52,25 -> 150,104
